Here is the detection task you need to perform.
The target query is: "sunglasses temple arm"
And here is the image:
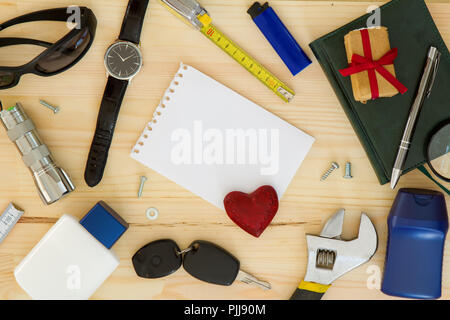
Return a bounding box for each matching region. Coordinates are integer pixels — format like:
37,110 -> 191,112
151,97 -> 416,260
0,37 -> 52,48
0,7 -> 80,31
418,165 -> 450,195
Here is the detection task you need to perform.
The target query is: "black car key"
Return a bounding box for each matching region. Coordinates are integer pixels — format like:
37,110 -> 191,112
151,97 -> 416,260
132,239 -> 271,290
183,240 -> 240,286
183,240 -> 271,289
132,239 -> 182,278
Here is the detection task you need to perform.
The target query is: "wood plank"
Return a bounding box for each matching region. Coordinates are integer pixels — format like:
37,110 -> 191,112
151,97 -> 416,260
0,0 -> 448,300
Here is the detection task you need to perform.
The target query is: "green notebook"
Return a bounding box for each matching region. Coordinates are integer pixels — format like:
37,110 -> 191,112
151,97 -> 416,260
310,0 -> 450,185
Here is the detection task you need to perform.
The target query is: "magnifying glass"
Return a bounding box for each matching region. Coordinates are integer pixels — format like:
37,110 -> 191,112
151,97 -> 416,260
424,120 -> 450,193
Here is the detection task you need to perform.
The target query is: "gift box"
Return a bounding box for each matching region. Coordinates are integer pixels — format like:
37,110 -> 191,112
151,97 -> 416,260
340,27 -> 407,103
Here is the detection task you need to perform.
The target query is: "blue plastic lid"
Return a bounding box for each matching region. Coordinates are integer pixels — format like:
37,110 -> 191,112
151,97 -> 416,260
80,201 -> 129,249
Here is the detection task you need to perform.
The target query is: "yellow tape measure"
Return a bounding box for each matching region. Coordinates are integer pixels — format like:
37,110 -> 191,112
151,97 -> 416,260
159,0 -> 295,102
199,22 -> 295,102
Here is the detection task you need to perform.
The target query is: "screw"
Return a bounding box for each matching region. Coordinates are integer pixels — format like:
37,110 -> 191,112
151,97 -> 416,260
39,100 -> 60,114
138,176 -> 147,198
321,162 -> 339,181
344,162 -> 353,179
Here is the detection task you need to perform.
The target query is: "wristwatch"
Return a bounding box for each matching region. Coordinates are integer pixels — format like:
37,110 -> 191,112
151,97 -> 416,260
84,0 -> 149,187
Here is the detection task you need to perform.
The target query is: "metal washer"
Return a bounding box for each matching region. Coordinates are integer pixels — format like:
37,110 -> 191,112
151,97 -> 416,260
146,207 -> 159,220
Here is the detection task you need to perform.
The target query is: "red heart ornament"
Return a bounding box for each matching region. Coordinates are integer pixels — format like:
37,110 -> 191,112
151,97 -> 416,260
224,185 -> 279,238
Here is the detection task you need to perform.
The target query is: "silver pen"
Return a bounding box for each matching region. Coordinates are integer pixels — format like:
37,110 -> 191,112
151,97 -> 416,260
390,46 -> 441,189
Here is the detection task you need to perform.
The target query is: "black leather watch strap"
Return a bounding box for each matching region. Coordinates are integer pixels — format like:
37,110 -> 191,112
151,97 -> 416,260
119,0 -> 149,44
84,76 -> 128,187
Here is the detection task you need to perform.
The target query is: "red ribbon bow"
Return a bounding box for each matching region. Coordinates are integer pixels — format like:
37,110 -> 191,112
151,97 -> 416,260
339,29 -> 407,100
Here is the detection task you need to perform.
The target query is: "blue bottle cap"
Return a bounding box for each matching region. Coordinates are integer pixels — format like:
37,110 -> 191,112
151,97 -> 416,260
80,201 -> 129,249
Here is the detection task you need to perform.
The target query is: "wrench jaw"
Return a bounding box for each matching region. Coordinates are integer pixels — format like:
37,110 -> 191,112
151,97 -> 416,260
303,212 -> 378,286
357,213 -> 378,259
320,208 -> 345,239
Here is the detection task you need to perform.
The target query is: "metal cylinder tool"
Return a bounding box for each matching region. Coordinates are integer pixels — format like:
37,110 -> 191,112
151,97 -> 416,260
0,103 -> 75,205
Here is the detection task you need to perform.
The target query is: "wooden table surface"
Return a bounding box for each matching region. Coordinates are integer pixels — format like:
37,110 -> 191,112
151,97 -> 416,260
0,0 -> 449,300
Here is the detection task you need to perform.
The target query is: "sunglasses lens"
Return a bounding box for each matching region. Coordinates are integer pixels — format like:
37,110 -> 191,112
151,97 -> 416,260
35,26 -> 91,74
428,123 -> 450,180
0,71 -> 15,87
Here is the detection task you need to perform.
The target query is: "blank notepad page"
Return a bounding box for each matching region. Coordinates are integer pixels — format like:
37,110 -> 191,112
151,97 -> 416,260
131,63 -> 314,210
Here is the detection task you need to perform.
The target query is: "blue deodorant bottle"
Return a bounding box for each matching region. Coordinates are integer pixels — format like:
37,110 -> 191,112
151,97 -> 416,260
247,2 -> 312,76
382,188 -> 448,299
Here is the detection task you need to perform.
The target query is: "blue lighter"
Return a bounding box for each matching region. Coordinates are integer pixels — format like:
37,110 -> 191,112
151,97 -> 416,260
382,188 -> 448,299
247,2 -> 312,76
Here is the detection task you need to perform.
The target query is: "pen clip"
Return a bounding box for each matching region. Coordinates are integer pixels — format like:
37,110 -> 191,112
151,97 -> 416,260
159,0 -> 209,30
426,50 -> 441,98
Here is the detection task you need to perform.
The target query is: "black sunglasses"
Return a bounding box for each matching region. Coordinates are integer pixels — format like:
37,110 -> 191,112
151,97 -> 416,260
0,7 -> 97,89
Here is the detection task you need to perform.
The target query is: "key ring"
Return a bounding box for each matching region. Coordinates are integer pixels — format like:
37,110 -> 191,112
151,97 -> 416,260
176,246 -> 193,256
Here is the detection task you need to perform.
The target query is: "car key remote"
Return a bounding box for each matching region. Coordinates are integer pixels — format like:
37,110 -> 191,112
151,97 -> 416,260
183,240 -> 271,290
132,239 -> 271,290
132,239 -> 182,278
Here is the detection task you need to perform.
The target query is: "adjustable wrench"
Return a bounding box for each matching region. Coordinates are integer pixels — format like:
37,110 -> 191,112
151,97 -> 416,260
290,209 -> 378,300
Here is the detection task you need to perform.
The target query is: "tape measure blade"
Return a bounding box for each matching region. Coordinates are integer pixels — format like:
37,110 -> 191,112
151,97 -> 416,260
0,203 -> 23,243
200,23 -> 294,102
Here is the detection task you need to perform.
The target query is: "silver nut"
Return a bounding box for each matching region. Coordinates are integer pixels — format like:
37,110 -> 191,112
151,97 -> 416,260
146,207 -> 159,220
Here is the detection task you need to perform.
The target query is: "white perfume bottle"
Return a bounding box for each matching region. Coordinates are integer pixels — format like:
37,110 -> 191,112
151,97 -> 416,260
14,201 -> 128,300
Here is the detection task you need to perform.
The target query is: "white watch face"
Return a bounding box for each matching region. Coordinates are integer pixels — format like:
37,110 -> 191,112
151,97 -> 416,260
104,41 -> 143,80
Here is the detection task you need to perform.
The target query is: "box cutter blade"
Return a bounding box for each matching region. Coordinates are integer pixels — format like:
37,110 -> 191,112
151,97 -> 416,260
291,209 -> 378,300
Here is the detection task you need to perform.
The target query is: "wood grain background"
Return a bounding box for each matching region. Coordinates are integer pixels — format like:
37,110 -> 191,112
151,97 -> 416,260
0,0 -> 448,300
